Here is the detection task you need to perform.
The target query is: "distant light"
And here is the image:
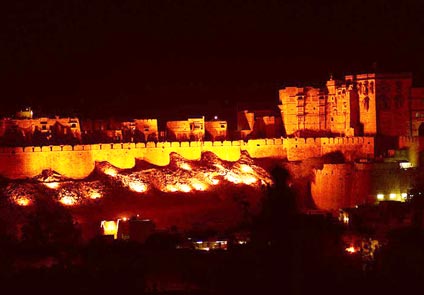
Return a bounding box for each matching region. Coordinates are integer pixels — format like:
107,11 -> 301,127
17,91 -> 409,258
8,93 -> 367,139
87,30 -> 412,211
401,193 -> 408,199
377,194 -> 384,200
389,193 -> 396,200
101,220 -> 118,238
343,215 -> 349,224
345,246 -> 357,254
15,196 -> 31,206
399,162 -> 413,169
214,115 -> 218,120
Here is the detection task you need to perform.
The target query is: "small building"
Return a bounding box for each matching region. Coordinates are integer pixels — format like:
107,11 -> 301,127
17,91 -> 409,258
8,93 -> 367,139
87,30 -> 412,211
205,118 -> 227,141
121,119 -> 158,142
166,117 -> 205,141
101,217 -> 156,244
0,110 -> 81,146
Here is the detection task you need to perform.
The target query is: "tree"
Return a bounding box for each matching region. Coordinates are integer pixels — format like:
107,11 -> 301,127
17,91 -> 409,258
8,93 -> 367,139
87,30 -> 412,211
20,199 -> 81,249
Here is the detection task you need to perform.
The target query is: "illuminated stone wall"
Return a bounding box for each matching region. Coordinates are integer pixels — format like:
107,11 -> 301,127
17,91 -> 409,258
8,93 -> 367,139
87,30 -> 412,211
279,86 -> 324,135
0,136 -> 374,179
311,162 -> 415,211
278,80 -> 354,137
374,73 -> 412,137
283,137 -> 374,161
278,72 -> 416,138
398,136 -> 424,166
411,87 -> 424,136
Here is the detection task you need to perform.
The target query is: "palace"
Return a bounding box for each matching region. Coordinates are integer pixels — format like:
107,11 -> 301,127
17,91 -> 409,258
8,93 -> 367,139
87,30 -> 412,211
278,72 -> 424,138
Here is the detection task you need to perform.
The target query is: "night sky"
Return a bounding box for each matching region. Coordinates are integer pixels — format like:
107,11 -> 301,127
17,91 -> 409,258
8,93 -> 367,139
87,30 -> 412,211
0,0 -> 423,119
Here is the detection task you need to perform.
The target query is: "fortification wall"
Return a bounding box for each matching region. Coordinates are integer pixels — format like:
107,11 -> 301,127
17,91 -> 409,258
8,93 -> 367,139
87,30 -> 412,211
398,136 -> 424,166
311,164 -> 371,210
311,162 -> 415,211
0,136 -> 375,179
284,136 -> 374,161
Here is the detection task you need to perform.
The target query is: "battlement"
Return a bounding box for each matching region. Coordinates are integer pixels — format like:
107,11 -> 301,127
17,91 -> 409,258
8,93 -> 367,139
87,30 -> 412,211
0,136 -> 375,179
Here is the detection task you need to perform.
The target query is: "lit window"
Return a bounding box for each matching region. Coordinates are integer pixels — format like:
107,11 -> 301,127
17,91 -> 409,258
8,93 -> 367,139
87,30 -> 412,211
389,193 -> 396,200
377,194 -> 384,200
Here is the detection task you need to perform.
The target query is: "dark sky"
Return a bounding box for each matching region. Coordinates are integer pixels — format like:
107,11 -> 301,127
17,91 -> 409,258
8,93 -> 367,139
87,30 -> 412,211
0,0 -> 423,119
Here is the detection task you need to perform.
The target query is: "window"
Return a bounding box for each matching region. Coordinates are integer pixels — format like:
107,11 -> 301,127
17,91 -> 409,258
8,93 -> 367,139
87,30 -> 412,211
364,81 -> 369,95
363,96 -> 370,111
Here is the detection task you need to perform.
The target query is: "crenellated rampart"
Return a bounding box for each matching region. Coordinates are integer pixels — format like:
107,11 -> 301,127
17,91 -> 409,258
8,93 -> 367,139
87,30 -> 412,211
0,136 -> 374,179
283,136 -> 374,161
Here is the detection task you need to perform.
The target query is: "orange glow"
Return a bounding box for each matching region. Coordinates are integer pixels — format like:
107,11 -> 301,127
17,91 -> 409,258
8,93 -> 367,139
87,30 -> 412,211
180,163 -> 192,171
165,184 -> 178,192
103,167 -> 118,177
59,195 -> 77,206
240,174 -> 257,185
191,179 -> 208,191
225,172 -> 241,184
4,153 -> 273,205
177,183 -> 192,193
345,246 -> 357,254
101,220 -> 118,238
240,164 -> 254,174
44,182 -> 60,189
128,180 -> 147,193
15,196 -> 31,206
89,191 -> 102,199
211,178 -> 220,185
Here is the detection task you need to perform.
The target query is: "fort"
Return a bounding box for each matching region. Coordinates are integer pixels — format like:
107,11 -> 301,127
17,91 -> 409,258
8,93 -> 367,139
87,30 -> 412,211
0,136 -> 374,179
2,71 -> 424,212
